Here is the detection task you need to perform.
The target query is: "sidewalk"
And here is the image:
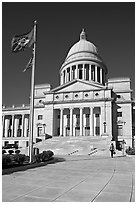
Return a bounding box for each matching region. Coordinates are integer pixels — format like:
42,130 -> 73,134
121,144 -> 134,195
2,153 -> 135,202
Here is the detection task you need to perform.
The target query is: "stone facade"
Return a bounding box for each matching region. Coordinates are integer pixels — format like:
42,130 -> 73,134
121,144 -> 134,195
2,30 -> 134,149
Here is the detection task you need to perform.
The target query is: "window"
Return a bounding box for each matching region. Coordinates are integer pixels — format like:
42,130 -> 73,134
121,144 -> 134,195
95,113 -> 99,117
91,65 -> 95,80
17,129 -> 21,137
85,114 -> 89,118
57,115 -> 60,119
85,93 -> 88,97
117,125 -> 123,136
26,141 -> 29,147
95,127 -> 100,135
65,95 -> 69,98
19,117 -> 22,125
38,115 -> 43,120
117,112 -> 122,117
79,69 -> 82,79
67,68 -> 70,82
63,70 -> 65,83
102,69 -> 105,85
76,114 -> 80,127
117,95 -> 121,99
38,127 -> 43,136
14,141 -> 19,147
97,66 -> 100,83
5,141 -> 9,147
85,64 -> 89,80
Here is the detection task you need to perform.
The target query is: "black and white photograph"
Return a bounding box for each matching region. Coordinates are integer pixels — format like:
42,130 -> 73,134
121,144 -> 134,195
2,2 -> 135,202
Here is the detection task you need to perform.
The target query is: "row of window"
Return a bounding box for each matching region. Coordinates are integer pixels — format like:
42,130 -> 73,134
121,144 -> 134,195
58,113 -> 100,119
3,129 -> 29,137
4,141 -> 29,148
55,92 -> 99,100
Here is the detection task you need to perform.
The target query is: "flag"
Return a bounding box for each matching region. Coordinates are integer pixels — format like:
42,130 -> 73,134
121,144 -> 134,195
11,29 -> 34,53
23,55 -> 34,72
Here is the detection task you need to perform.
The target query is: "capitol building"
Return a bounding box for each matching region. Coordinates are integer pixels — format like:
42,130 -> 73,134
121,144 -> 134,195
2,29 -> 134,149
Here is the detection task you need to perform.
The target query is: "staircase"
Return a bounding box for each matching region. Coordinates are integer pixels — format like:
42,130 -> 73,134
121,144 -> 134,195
34,136 -> 112,156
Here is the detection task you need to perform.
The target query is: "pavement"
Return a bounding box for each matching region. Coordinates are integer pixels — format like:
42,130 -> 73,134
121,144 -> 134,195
2,151 -> 135,202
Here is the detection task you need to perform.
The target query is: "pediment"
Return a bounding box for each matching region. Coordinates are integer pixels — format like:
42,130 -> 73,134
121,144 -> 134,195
51,79 -> 105,93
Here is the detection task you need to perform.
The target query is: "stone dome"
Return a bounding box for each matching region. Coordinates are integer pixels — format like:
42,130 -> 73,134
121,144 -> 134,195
65,29 -> 98,62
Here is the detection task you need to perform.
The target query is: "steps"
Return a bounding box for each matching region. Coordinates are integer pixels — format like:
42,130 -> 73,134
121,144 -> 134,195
34,136 -> 111,156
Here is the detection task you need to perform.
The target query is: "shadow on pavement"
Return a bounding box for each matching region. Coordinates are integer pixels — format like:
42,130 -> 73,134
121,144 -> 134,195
2,157 -> 66,175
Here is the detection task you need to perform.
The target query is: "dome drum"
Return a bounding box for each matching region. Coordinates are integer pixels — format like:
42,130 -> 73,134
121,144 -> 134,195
60,62 -> 107,86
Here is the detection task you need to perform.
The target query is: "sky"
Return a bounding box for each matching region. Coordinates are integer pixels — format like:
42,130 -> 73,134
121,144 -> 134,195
2,2 -> 135,106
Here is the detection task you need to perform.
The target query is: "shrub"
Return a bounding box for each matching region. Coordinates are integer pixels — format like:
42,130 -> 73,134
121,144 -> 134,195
46,150 -> 54,158
2,149 -> 6,154
15,150 -> 21,154
2,155 -> 12,167
14,154 -> 26,164
35,153 -> 42,163
126,146 -> 135,155
34,150 -> 54,163
40,151 -> 48,162
8,150 -> 14,155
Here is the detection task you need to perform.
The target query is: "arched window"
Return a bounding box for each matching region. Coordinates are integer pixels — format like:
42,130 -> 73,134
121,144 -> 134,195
63,70 -> 65,83
78,64 -> 83,79
97,66 -> 100,83
67,67 -> 70,82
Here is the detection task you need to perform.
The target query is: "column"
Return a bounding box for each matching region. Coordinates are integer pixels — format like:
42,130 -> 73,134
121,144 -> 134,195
80,108 -> 83,136
70,67 -> 72,81
4,117 -> 10,137
101,104 -> 105,135
63,114 -> 67,137
89,64 -> 91,80
22,114 -> 25,137
14,116 -> 19,137
60,109 -> 63,136
73,114 -> 76,136
2,115 -> 5,137
83,64 -> 85,80
60,73 -> 63,85
95,66 -> 98,82
100,68 -> 102,84
65,69 -> 67,83
11,115 -> 14,137
90,107 -> 94,136
70,108 -> 73,136
76,64 -> 78,79
83,114 -> 86,136
24,116 -> 29,137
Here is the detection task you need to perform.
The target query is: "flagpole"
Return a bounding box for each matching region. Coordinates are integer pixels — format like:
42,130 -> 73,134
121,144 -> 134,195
29,20 -> 37,163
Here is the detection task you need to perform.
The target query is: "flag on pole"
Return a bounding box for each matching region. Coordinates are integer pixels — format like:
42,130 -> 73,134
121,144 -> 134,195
11,29 -> 34,53
23,54 -> 34,72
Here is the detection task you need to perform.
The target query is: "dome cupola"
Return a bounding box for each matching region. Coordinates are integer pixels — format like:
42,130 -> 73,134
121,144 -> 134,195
60,29 -> 108,86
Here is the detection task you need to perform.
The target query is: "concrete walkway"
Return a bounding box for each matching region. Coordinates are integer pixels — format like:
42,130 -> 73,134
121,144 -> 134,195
2,152 -> 135,202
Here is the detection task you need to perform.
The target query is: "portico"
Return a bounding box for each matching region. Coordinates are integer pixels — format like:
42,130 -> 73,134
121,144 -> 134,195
53,106 -> 105,137
2,114 -> 29,138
